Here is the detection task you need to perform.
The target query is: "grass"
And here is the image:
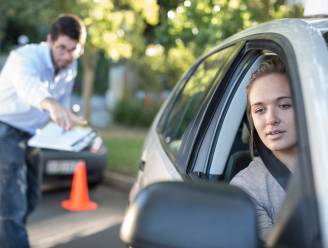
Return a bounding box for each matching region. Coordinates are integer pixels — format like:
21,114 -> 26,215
97,126 -> 147,176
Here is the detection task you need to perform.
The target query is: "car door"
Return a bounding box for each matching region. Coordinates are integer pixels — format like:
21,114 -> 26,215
187,31 -> 325,246
267,25 -> 328,248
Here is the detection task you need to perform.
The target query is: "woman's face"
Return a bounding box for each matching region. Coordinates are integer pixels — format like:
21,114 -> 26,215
249,73 -> 297,153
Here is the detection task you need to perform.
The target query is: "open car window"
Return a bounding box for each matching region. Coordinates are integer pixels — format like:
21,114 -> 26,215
159,44 -> 240,161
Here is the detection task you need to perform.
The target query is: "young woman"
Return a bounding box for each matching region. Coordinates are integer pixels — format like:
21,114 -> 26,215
230,56 -> 298,241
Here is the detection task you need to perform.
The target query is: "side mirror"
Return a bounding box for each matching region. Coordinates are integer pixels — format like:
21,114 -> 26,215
120,181 -> 258,248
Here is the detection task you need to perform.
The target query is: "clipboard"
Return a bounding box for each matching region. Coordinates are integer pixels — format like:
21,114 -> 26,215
28,122 -> 96,152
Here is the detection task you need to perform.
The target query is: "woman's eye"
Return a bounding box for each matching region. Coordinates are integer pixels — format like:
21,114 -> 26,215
279,103 -> 292,110
254,107 -> 264,114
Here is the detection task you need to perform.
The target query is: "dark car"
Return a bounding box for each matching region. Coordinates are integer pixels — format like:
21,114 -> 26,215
41,136 -> 106,188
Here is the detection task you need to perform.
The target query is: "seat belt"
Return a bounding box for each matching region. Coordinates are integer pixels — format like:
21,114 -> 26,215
254,134 -> 291,191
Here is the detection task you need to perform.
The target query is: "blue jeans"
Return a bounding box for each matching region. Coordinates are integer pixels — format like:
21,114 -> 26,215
0,122 -> 42,248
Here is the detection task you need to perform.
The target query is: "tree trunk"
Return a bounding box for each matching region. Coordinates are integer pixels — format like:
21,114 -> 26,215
80,47 -> 99,122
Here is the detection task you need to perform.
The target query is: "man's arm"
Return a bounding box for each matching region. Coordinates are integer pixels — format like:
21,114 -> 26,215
40,97 -> 87,131
7,48 -> 85,130
4,50 -> 52,109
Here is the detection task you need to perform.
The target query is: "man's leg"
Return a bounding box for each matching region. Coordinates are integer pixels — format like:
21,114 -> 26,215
0,123 -> 30,248
25,147 -> 43,222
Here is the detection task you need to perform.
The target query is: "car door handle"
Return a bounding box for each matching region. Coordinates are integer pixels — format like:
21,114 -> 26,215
139,160 -> 145,172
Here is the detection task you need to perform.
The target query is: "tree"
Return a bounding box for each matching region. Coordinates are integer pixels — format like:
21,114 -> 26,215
154,0 -> 303,60
108,0 -> 303,94
74,0 -> 159,120
0,0 -> 160,121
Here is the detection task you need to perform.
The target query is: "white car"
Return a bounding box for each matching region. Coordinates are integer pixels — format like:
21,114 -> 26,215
125,18 -> 328,247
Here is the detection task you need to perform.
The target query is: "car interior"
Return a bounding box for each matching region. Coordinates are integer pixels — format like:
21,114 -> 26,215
206,53 -> 266,178
214,52 -> 289,183
223,119 -> 251,182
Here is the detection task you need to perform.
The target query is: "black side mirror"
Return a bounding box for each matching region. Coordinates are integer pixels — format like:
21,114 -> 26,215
120,181 -> 258,248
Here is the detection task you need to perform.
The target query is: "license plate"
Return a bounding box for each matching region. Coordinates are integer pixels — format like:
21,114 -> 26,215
46,160 -> 82,175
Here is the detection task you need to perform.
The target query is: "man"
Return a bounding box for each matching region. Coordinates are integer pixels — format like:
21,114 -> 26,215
0,14 -> 87,247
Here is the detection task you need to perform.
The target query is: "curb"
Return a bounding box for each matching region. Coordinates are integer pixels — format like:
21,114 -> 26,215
103,171 -> 135,192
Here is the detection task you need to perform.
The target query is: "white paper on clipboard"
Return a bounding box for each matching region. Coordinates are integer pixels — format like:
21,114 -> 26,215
28,122 -> 96,152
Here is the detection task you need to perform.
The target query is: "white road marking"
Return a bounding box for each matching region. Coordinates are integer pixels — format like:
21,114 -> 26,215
28,211 -> 124,248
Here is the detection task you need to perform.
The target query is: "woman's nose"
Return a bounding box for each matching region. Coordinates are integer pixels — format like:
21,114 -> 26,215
266,107 -> 280,125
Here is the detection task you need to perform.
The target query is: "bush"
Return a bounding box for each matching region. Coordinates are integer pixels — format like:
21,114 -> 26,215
113,97 -> 161,127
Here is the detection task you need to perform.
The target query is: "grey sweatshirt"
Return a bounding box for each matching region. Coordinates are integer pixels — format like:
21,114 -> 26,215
230,157 -> 286,241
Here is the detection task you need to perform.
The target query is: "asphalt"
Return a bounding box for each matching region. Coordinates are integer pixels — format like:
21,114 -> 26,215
29,185 -> 128,248
29,170 -> 135,247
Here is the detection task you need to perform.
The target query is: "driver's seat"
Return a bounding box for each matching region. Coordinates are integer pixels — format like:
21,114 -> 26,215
224,150 -> 252,182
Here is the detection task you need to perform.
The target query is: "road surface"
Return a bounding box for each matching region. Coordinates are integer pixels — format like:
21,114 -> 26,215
27,184 -> 128,248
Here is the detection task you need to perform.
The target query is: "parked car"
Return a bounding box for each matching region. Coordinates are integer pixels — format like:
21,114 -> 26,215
123,18 -> 328,247
41,136 -> 107,187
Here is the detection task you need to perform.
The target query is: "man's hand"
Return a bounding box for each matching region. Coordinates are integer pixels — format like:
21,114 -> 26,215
40,97 -> 87,131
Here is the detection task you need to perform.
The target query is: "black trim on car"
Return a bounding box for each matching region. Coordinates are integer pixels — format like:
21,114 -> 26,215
207,51 -> 259,174
175,44 -> 244,171
186,49 -> 260,177
156,43 -> 244,175
156,42 -> 241,132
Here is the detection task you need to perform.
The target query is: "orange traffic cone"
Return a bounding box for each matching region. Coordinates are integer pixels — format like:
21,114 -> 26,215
61,161 -> 98,211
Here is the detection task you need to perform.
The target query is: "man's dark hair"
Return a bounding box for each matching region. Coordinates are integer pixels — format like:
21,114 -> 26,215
50,14 -> 86,43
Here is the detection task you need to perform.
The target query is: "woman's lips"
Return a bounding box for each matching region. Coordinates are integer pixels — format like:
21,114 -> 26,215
266,130 -> 285,139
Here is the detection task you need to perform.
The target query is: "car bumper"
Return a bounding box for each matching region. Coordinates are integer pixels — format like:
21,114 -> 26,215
41,143 -> 107,185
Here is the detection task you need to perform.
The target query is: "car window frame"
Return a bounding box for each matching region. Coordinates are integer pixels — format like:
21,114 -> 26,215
250,37 -> 322,248
188,51 -> 265,177
156,42 -> 244,175
249,36 -> 322,248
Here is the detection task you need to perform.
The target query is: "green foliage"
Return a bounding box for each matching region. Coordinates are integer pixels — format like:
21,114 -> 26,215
94,52 -> 109,94
0,0 -> 160,59
155,0 -> 303,57
105,132 -> 146,175
113,97 -> 161,127
0,0 -> 161,122
0,18 -> 41,52
128,41 -> 195,92
126,0 -> 302,93
77,0 -> 159,61
100,0 -> 303,95
0,0 -> 305,96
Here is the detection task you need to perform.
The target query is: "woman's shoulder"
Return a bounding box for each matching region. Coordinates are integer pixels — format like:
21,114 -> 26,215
230,157 -> 269,192
231,157 -> 267,180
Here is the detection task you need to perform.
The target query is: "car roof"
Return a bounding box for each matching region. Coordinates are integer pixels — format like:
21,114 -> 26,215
303,18 -> 328,32
209,18 -> 328,51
